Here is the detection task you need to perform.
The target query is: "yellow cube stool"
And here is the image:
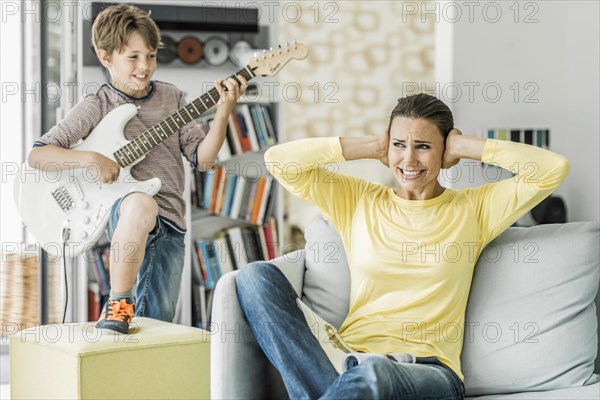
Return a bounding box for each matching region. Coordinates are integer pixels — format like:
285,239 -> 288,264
10,317 -> 210,399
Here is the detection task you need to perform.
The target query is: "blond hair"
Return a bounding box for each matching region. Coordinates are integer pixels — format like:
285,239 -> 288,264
92,4 -> 162,54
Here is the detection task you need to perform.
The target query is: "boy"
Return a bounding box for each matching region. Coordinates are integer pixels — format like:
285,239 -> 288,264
28,4 -> 248,333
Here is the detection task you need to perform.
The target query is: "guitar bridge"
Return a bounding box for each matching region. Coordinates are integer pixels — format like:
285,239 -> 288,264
52,185 -> 75,214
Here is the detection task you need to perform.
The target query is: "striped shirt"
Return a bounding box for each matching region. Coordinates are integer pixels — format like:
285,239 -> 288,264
34,81 -> 204,230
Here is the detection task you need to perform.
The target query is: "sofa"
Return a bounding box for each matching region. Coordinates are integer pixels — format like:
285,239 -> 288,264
211,218 -> 600,399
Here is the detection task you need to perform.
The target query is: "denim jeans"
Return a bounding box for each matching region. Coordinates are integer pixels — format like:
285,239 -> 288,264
107,196 -> 185,322
236,262 -> 465,400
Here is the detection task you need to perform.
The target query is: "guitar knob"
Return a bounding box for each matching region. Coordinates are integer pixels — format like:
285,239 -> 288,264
80,231 -> 89,239
81,201 -> 89,209
82,216 -> 90,224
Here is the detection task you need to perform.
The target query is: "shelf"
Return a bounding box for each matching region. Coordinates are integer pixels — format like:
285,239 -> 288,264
191,208 -> 261,240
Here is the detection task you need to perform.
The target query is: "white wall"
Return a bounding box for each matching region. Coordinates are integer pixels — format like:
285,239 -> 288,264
435,0 -> 599,222
1,4 -> 25,246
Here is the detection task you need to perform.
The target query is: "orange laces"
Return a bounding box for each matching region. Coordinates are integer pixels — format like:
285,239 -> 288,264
106,299 -> 135,322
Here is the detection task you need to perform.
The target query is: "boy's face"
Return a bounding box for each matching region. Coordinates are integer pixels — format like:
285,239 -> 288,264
97,32 -> 157,98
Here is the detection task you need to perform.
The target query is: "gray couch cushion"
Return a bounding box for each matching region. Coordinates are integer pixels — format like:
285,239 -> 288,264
301,217 -> 350,329
465,381 -> 600,399
462,222 -> 600,396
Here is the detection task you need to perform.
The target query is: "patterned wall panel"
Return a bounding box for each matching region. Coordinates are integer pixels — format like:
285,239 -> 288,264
277,0 -> 435,230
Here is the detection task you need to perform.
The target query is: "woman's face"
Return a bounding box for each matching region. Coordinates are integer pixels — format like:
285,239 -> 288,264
388,117 -> 446,199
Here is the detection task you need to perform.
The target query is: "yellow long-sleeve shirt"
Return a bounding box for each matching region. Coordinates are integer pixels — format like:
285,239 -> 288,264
264,137 -> 570,380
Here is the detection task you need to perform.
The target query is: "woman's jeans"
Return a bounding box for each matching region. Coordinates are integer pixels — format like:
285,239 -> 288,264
236,261 -> 465,400
107,196 -> 185,322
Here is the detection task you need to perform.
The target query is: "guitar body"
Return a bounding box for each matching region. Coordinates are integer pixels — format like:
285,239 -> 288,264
14,104 -> 161,257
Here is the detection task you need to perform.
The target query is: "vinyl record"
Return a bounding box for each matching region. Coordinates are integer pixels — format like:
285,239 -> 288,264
203,37 -> 229,66
178,36 -> 204,65
157,35 -> 177,64
229,40 -> 253,67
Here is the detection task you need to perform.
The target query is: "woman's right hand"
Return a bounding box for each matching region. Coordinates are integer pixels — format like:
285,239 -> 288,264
378,131 -> 390,167
91,152 -> 120,184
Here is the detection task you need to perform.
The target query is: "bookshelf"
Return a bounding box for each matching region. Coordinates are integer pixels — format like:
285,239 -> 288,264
187,102 -> 283,329
78,2 -> 282,326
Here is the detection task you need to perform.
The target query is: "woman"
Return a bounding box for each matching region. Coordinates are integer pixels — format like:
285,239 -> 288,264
236,93 -> 570,399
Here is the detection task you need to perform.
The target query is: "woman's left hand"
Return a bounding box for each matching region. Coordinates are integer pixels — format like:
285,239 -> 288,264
442,128 -> 463,169
215,75 -> 248,115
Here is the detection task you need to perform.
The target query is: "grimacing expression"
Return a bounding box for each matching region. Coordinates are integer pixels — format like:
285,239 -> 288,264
388,117 -> 445,190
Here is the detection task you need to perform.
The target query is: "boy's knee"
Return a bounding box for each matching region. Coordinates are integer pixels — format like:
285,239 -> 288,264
119,193 -> 158,226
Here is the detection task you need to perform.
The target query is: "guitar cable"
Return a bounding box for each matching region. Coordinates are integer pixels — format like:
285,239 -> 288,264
61,226 -> 71,324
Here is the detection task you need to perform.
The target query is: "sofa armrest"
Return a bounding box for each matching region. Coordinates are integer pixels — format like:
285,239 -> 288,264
210,271 -> 272,399
210,252 -> 306,399
270,249 -> 306,297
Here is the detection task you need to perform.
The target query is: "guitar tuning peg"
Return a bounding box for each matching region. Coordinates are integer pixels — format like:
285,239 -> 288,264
293,39 -> 297,45
285,42 -> 289,47
262,49 -> 266,53
269,47 -> 273,51
278,44 -> 282,48
253,52 -> 258,57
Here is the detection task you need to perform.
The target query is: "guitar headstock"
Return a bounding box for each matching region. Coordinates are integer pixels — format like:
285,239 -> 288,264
248,42 -> 309,77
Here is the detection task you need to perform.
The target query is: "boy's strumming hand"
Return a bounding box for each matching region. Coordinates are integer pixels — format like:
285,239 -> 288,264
92,153 -> 121,184
215,75 -> 248,116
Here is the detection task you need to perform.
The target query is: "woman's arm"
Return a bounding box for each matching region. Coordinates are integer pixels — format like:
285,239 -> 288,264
265,137 -> 370,231
442,129 -> 486,167
339,136 -> 387,163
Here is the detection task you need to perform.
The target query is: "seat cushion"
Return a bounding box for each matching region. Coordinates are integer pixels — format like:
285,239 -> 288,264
301,217 -> 350,329
466,382 -> 600,399
462,222 -> 600,396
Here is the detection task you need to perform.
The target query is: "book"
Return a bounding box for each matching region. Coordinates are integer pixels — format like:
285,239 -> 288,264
213,235 -> 235,275
88,282 -> 101,321
250,104 -> 269,148
227,113 -> 243,154
256,177 -> 273,225
221,173 -> 238,217
238,104 -> 260,151
226,226 -> 249,268
190,250 -> 207,328
260,105 -> 277,144
250,176 -> 268,224
242,227 -> 263,262
229,175 -> 246,219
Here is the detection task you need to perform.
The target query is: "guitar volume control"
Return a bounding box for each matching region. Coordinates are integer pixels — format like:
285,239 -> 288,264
82,216 -> 90,224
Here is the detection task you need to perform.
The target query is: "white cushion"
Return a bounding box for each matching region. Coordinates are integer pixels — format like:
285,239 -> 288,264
301,217 -> 350,329
462,222 -> 600,396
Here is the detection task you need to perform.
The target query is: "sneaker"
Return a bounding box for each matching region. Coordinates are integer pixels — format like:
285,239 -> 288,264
96,298 -> 135,334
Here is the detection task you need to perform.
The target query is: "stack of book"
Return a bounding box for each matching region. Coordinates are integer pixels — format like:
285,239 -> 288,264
190,217 -> 280,329
196,103 -> 277,162
191,167 -> 277,225
87,243 -> 111,321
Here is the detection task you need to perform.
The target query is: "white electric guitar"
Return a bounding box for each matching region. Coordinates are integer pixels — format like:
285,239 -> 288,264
14,42 -> 308,257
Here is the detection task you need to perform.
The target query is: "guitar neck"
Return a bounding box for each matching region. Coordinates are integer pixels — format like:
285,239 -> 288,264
114,65 -> 256,168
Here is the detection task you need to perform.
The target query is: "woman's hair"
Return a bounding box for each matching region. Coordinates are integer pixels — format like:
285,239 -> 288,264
92,4 -> 162,54
388,93 -> 454,138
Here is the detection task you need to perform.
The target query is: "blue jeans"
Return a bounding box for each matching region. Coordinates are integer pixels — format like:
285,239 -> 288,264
236,262 -> 465,400
107,196 -> 185,322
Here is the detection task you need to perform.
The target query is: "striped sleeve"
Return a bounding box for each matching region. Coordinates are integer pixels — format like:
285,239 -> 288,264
177,92 -> 204,167
34,95 -> 103,148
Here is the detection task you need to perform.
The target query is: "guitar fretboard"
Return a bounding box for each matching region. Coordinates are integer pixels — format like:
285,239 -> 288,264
114,65 -> 256,168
